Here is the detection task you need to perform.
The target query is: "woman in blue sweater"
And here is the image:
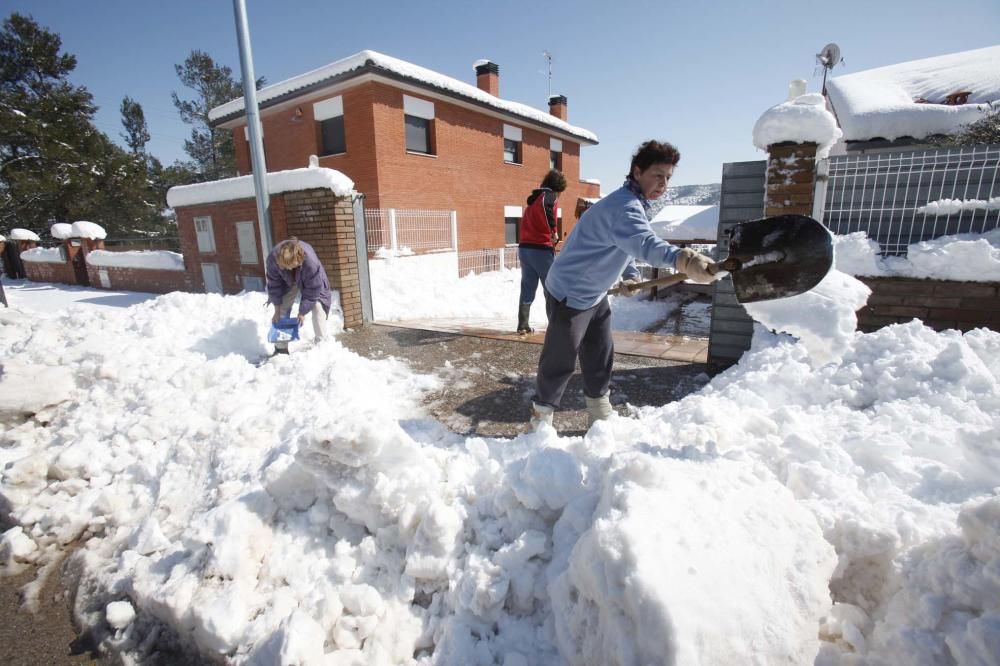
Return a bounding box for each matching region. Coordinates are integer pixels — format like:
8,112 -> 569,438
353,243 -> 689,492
531,141 -> 717,429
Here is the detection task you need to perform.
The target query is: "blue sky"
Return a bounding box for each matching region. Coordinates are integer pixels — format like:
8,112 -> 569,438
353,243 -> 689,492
9,0 -> 999,189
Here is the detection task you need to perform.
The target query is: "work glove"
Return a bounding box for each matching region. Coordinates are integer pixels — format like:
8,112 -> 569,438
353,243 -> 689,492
674,248 -> 718,284
619,278 -> 642,296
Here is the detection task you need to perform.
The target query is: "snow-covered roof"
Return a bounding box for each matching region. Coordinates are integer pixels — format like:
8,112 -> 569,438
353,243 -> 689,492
71,221 -> 106,240
51,223 -> 73,240
9,228 -> 40,241
208,50 -> 598,145
826,45 -> 1000,142
650,205 -> 720,241
752,93 -> 842,157
166,166 -> 355,208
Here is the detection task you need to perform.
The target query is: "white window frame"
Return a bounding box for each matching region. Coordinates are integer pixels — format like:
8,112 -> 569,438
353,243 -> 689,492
403,95 -> 435,155
504,205 -> 522,246
503,124 -> 523,164
194,216 -> 216,253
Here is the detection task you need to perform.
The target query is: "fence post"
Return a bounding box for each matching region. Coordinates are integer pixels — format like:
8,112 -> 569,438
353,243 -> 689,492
388,208 -> 398,254
812,157 -> 829,222
497,247 -> 505,271
450,211 -> 458,251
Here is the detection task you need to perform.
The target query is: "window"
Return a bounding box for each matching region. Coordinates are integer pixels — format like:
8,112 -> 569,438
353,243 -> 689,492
550,138 -> 563,170
503,125 -> 522,164
194,216 -> 216,253
403,95 -> 435,155
314,96 -> 346,155
504,205 -> 522,245
241,275 -> 264,292
236,221 -> 258,264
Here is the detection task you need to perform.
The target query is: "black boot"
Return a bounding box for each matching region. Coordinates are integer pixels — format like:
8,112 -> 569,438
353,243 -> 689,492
517,303 -> 533,334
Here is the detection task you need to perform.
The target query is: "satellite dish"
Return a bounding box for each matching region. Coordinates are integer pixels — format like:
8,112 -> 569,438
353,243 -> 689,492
815,43 -> 843,96
816,43 -> 842,69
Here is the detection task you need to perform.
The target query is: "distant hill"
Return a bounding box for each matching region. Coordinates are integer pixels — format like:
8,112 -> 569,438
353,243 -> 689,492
661,183 -> 721,205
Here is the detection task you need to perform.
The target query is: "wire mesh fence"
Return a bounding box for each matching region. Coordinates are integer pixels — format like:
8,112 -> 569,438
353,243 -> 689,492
364,208 -> 455,256
457,247 -> 520,276
816,144 -> 1000,255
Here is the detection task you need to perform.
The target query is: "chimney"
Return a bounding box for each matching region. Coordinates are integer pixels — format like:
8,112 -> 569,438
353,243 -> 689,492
474,60 -> 499,96
548,94 -> 568,121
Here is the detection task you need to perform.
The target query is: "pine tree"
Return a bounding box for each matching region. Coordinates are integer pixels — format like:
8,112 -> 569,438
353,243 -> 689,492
171,50 -> 263,181
120,95 -> 150,154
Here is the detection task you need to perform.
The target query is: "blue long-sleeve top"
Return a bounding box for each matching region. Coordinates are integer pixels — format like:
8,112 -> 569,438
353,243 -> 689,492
543,183 -> 683,309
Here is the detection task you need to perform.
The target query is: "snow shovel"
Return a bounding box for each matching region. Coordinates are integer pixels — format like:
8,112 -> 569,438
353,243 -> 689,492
607,214 -> 833,302
267,317 -> 300,355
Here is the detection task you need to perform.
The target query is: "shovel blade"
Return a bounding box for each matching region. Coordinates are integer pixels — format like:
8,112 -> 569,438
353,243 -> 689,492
726,214 -> 833,303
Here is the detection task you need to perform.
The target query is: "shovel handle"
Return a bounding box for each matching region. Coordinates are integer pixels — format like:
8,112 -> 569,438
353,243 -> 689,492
607,272 -> 689,296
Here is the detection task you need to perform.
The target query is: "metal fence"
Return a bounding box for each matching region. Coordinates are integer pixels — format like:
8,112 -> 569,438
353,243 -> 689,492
457,247 -> 520,276
363,208 -> 456,256
815,144 -> 1000,255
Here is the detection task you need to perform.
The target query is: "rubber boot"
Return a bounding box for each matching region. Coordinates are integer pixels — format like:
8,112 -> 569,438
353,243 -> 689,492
585,394 -> 613,427
529,401 -> 554,430
517,303 -> 533,335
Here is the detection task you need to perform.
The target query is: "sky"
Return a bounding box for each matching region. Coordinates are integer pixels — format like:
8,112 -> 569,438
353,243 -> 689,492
3,227 -> 999,663
6,0 -> 999,188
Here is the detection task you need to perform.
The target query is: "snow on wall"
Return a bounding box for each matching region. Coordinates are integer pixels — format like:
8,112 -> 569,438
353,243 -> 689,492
71,221 -> 107,240
752,93 -> 843,158
86,250 -> 185,272
51,223 -> 73,239
207,49 -> 598,143
826,45 -> 1000,142
9,228 -> 41,241
917,197 -> 1000,216
166,166 -> 355,208
20,247 -> 65,264
834,229 -> 1000,282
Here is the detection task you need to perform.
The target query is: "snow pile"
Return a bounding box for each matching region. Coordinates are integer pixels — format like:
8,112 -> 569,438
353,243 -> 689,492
71,221 -> 107,240
0,359 -> 76,417
752,93 -> 843,158
86,250 -> 185,272
8,228 -> 40,242
918,197 -> 1000,216
208,50 -> 597,144
827,45 -> 1000,142
20,247 -> 65,264
166,166 -> 355,208
649,204 -> 719,241
50,223 -> 74,239
834,229 -> 1000,282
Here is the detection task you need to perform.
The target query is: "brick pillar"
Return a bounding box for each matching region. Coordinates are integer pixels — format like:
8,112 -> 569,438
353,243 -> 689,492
283,188 -> 364,329
764,142 -> 818,217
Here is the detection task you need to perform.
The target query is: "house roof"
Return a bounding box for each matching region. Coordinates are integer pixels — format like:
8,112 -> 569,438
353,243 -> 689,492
826,45 -> 1000,142
208,50 -> 598,145
649,205 -> 719,242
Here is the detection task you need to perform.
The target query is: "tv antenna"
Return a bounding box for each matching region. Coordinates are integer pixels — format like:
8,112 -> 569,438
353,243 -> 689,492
815,43 -> 843,96
542,50 -> 553,99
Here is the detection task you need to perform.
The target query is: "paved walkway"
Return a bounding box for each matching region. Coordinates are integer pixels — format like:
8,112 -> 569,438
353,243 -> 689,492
380,317 -> 709,363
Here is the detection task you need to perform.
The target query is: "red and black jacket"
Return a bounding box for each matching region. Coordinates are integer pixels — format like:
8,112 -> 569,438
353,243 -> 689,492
518,188 -> 559,251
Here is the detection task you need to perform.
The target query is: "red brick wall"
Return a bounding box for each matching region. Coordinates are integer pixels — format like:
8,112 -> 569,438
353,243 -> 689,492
229,80 -> 600,251
857,277 -> 1000,333
175,190 -> 364,328
24,259 -> 75,285
765,142 -> 818,218
86,264 -> 192,294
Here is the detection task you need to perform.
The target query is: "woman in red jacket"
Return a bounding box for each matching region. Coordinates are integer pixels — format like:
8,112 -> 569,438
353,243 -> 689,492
517,169 -> 567,333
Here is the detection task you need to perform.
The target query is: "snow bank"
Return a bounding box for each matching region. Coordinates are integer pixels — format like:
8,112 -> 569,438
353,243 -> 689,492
8,228 -> 40,241
752,93 -> 843,158
834,229 -> 1000,282
0,360 -> 76,417
86,250 -> 185,272
827,45 -> 1000,142
166,166 -> 355,208
20,247 -> 65,263
72,221 -> 106,240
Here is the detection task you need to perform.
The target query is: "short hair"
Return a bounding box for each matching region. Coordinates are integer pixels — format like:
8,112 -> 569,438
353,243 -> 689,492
629,140 -> 681,175
540,169 -> 567,192
276,238 -> 305,269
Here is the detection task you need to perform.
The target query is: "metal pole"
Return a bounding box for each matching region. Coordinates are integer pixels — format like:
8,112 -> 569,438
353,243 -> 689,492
232,0 -> 272,256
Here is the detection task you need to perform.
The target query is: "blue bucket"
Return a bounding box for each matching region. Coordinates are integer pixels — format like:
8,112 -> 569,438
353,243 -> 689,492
267,317 -> 301,343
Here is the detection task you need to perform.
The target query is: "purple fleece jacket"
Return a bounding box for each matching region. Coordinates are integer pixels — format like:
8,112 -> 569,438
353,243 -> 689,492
265,240 -> 332,316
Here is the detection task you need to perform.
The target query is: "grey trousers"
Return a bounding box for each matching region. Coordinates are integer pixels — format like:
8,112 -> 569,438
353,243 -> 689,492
279,286 -> 328,340
533,292 -> 614,408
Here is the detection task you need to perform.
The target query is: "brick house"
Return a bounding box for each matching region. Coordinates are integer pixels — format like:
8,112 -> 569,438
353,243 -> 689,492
208,50 -> 601,251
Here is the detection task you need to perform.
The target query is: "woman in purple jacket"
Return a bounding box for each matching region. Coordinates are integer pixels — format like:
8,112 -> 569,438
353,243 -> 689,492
265,238 -> 333,347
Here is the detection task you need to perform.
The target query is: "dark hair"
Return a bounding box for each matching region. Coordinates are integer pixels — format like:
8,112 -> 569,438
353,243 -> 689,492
629,140 -> 680,176
540,169 -> 567,192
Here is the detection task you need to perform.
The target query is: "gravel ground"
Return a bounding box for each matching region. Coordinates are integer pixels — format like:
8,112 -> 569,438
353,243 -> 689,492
1,322 -> 712,663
